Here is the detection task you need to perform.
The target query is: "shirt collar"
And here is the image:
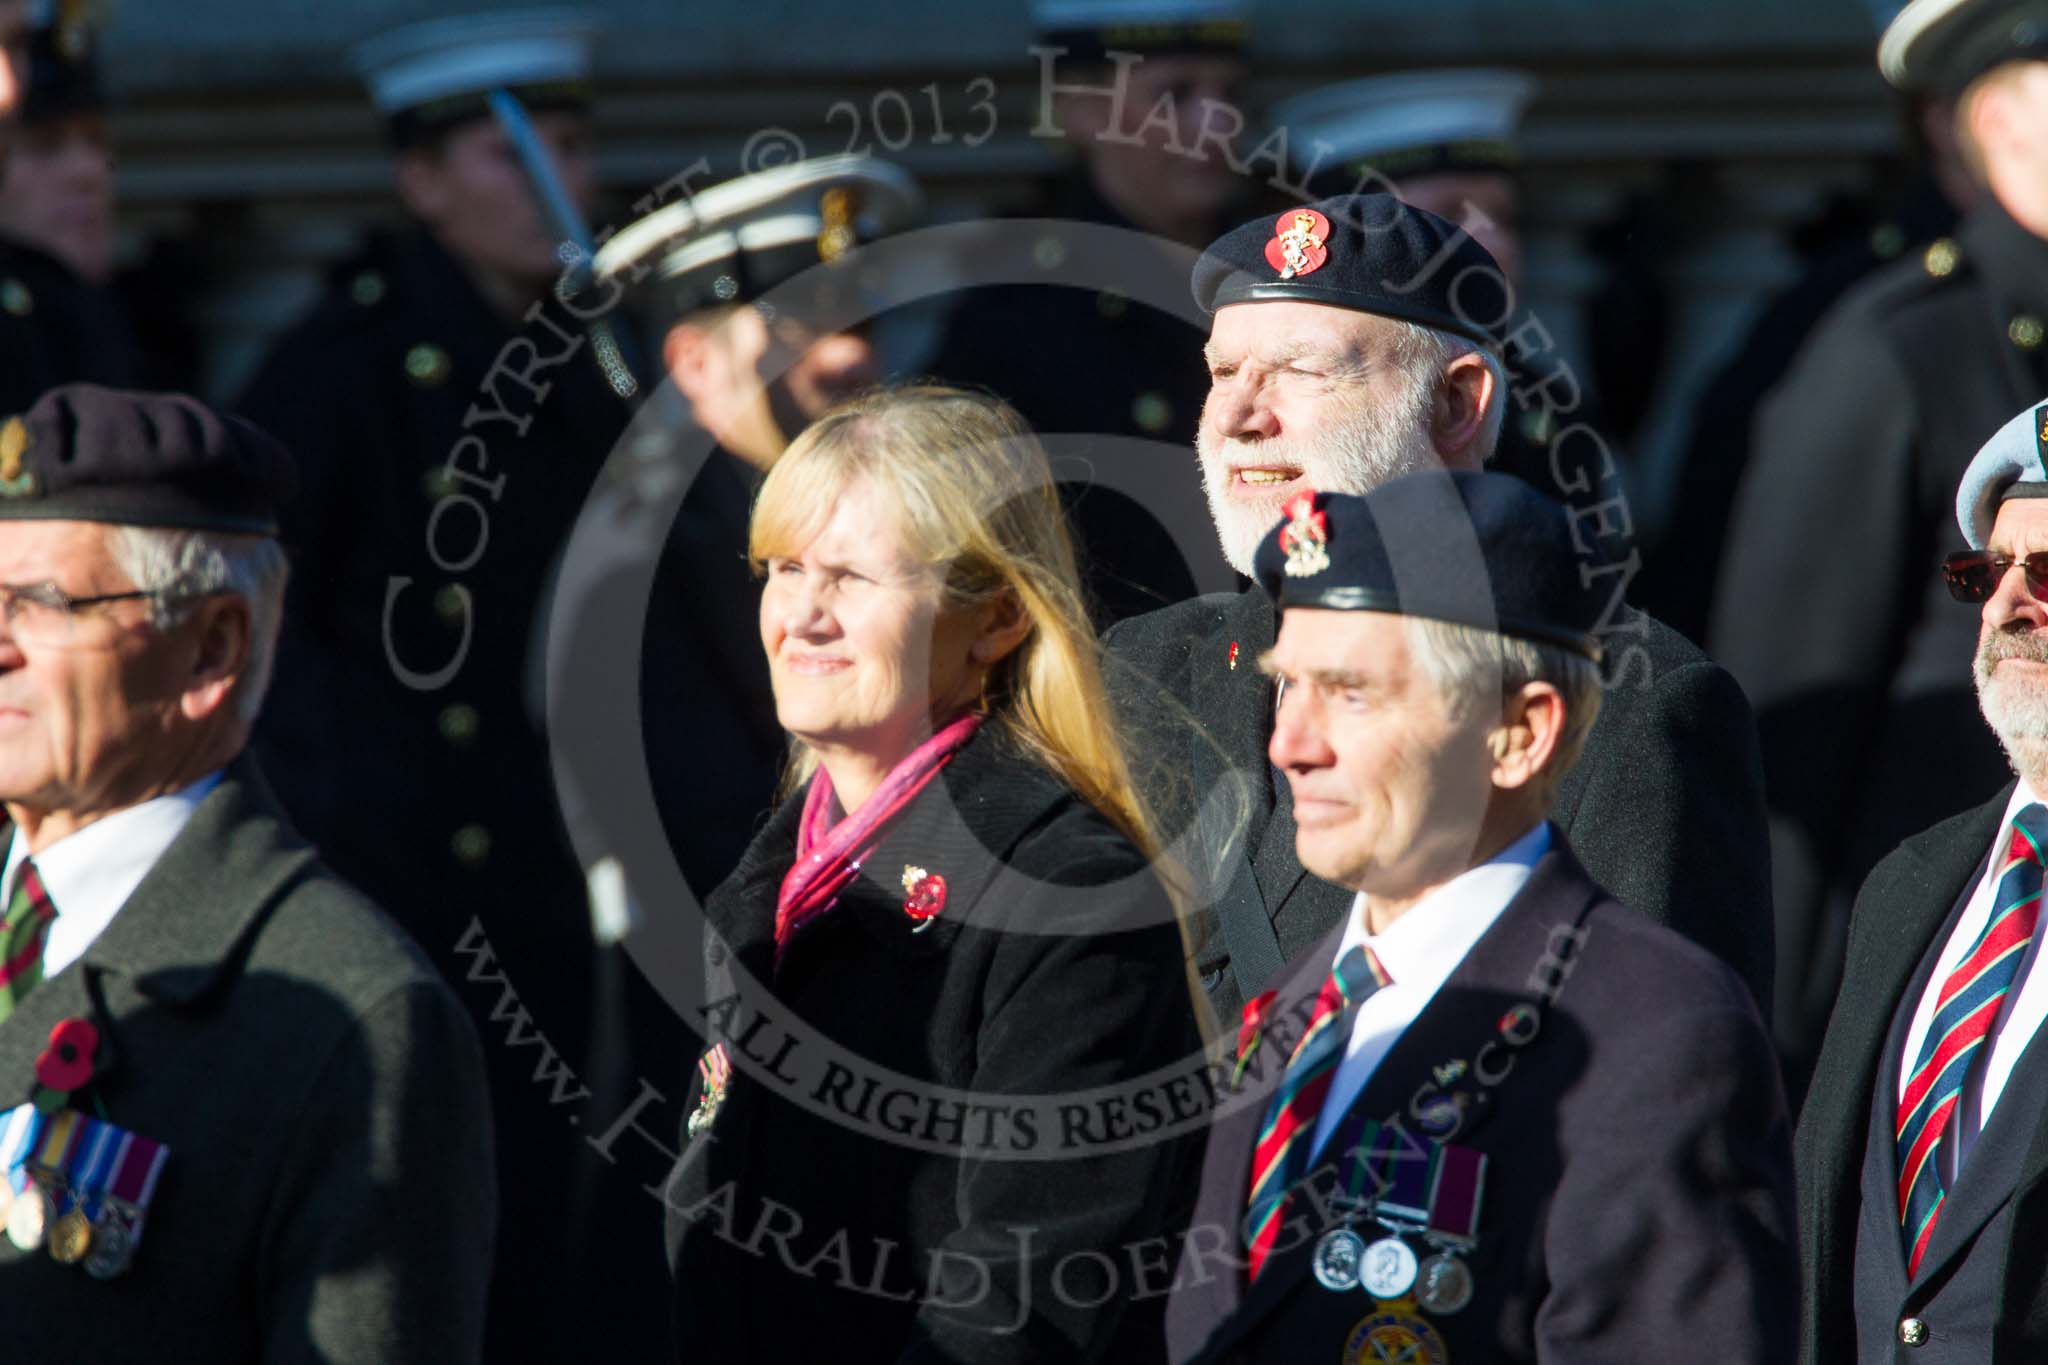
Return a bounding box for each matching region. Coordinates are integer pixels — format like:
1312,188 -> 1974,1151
3,771 -> 224,940
1337,821 -> 1552,988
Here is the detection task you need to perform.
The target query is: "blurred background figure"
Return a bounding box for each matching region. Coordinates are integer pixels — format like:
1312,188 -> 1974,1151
1710,0 -> 2048,1102
0,0 -> 138,412
234,10 -> 681,1360
931,0 -> 1246,621
1641,1 -> 1979,645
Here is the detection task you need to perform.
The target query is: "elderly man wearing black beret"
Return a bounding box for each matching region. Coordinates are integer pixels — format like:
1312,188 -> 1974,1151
1163,472 -> 1795,1364
0,385 -> 493,1361
1105,192 -> 1775,1029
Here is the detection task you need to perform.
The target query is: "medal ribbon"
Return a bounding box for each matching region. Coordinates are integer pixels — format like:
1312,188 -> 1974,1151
63,1118 -> 120,1221
0,1102 -> 40,1194
31,1107 -> 81,1176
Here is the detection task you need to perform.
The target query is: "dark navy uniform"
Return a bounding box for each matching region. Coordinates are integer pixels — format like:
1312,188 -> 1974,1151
1710,198 -> 2048,1098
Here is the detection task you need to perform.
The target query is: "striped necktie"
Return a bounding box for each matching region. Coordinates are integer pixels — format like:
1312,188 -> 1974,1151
1244,943 -> 1391,1280
0,859 -> 56,1025
1896,801 -> 2048,1278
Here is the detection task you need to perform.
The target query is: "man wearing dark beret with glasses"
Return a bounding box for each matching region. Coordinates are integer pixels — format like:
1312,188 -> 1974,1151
1800,396 -> 2048,1362
1163,472 -> 1793,1364
0,384 -> 493,1361
1105,192 -> 1774,1028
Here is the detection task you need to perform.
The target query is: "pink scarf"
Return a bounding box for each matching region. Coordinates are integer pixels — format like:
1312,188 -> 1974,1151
773,711 -> 985,963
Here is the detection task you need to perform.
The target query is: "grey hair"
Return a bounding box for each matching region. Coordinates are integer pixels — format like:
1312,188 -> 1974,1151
1405,615 -> 1603,796
105,526 -> 290,724
1386,320 -> 1511,463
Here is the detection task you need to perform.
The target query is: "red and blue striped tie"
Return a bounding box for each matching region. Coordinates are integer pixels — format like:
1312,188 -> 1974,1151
1895,801 -> 2048,1278
1243,943 -> 1390,1280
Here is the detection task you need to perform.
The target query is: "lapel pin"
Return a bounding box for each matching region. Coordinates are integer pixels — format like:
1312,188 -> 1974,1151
1228,641 -> 1240,671
687,1044 -> 731,1139
901,865 -> 946,933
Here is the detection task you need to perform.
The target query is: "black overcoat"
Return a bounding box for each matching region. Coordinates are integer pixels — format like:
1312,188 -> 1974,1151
1104,587 -> 1775,1021
1797,783 -> 2048,1362
1165,835 -> 1796,1363
0,758 -> 495,1361
665,728 -> 1205,1363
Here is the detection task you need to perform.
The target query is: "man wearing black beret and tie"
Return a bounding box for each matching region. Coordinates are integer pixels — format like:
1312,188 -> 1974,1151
1105,193 -> 1775,1024
1163,472 -> 1794,1364
1799,396 -> 2048,1361
0,385 -> 493,1360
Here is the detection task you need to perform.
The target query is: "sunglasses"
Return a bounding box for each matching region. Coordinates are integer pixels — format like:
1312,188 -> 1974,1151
1942,550 -> 2048,603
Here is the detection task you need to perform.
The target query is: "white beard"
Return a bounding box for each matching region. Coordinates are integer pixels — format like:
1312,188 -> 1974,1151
1977,628 -> 2048,780
1197,377 -> 1439,576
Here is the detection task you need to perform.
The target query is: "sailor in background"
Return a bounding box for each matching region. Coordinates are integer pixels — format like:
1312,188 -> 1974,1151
235,11 -> 679,1360
0,0 -> 139,412
1710,0 -> 2048,1103
931,0 -> 1245,619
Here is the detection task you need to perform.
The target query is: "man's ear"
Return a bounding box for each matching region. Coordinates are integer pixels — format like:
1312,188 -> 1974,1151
393,148 -> 448,226
1431,352 -> 1498,471
179,595 -> 252,724
1489,681 -> 1566,792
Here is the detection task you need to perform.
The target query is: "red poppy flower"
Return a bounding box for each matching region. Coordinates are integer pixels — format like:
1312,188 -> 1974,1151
35,1017 -> 98,1092
1238,990 -> 1279,1060
904,873 -> 947,923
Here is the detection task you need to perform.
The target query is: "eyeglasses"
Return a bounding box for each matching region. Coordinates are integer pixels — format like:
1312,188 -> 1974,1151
0,581 -> 183,646
1942,550 -> 2048,604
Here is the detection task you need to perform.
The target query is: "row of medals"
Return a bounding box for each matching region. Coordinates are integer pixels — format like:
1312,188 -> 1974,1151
0,1166 -> 130,1276
1312,1219 -> 1473,1316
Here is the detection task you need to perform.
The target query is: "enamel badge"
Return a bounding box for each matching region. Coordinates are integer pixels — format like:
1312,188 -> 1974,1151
1279,491 -> 1331,578
1264,209 -> 1330,281
687,1044 -> 732,1139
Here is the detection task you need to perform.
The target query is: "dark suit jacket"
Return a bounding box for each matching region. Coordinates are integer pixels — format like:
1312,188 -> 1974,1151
1165,836 -> 1796,1364
665,728 -> 1203,1364
1104,587 -> 1774,1021
0,758 -> 495,1362
1798,783 -> 2048,1362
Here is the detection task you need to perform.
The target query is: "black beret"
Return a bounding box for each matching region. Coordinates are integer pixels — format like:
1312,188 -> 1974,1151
1254,471 -> 1604,660
1880,0 -> 2048,95
0,385 -> 296,536
1191,193 -> 1511,348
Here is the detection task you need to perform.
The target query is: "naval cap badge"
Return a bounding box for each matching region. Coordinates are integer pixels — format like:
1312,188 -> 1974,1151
1264,208 -> 1330,281
1278,489 -> 1332,578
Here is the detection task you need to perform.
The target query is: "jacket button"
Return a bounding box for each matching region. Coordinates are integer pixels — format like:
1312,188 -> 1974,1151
1898,1316 -> 1928,1347
451,824 -> 491,867
438,704 -> 480,746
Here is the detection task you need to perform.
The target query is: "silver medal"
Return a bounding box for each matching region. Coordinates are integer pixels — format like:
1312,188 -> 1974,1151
82,1216 -> 133,1280
6,1181 -> 52,1252
1310,1227 -> 1365,1291
1359,1235 -> 1419,1299
1416,1251 -> 1475,1314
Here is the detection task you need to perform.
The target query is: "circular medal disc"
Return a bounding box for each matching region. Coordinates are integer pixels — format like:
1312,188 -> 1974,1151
1311,1228 -> 1366,1291
82,1220 -> 131,1280
7,1184 -> 51,1252
1358,1235 -> 1419,1299
47,1207 -> 92,1264
0,1182 -> 14,1227
1416,1251 -> 1475,1315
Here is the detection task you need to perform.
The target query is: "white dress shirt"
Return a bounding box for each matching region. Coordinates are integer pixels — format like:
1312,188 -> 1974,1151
1,771 -> 222,978
1896,779 -> 2048,1186
1311,821 -> 1551,1157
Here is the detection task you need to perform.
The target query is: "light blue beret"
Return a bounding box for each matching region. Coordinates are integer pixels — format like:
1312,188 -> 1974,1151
1957,398 -> 2048,548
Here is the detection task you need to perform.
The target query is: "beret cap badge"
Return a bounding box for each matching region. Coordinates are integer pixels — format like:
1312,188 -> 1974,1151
1278,490 -> 1332,578
0,418 -> 36,499
1265,209 -> 1330,281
